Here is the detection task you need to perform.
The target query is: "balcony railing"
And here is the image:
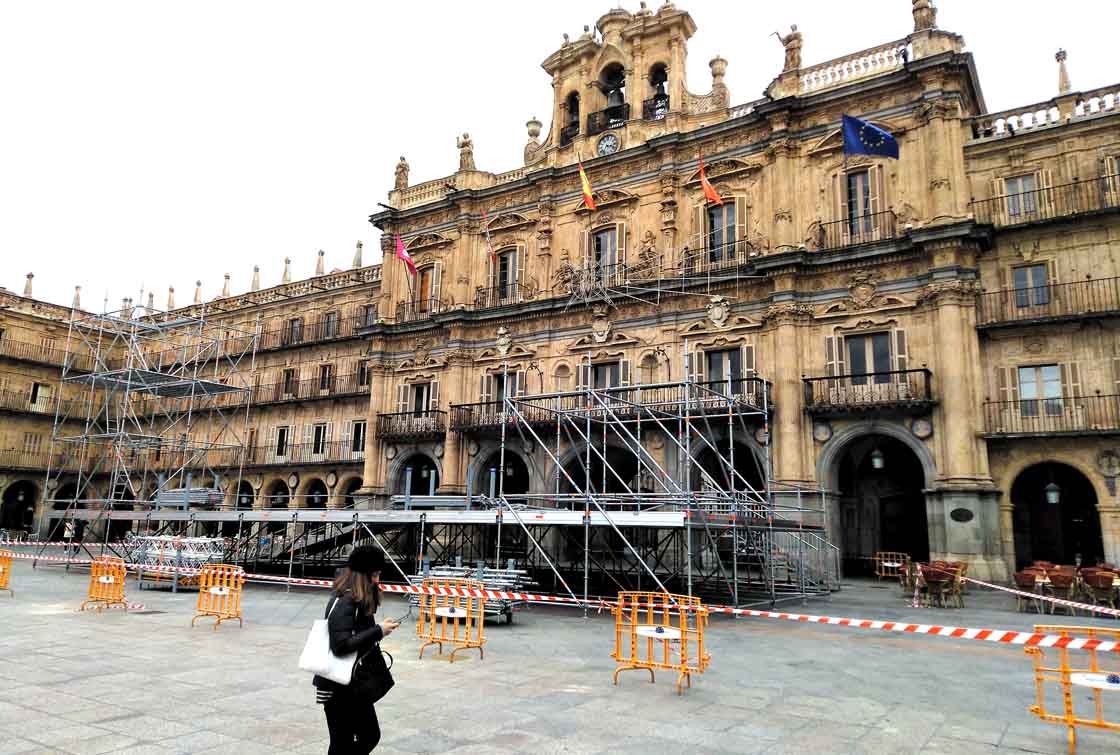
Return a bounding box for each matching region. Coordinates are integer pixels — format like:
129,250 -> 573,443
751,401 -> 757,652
239,440 -> 366,467
252,371 -> 369,406
560,123 -> 580,146
394,298 -> 448,323
642,95 -> 670,121
983,394 -> 1120,436
809,210 -> 898,251
803,369 -> 934,415
0,389 -> 85,418
977,276 -> 1120,328
376,410 -> 447,441
0,448 -> 51,471
970,175 -> 1120,228
0,337 -> 91,371
472,283 -> 534,311
677,240 -> 754,276
587,104 -> 629,136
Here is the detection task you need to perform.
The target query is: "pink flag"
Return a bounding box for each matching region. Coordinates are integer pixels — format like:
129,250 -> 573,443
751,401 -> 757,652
394,234 -> 417,276
480,208 -> 496,263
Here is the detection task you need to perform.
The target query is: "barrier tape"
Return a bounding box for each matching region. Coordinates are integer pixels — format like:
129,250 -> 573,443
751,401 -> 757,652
9,550 -> 1120,653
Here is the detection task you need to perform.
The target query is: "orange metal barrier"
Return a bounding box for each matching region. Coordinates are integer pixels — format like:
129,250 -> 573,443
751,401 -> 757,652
1025,624 -> 1120,754
873,551 -> 910,582
80,556 -> 128,612
612,591 -> 710,695
0,550 -> 13,597
416,577 -> 485,662
192,563 -> 245,630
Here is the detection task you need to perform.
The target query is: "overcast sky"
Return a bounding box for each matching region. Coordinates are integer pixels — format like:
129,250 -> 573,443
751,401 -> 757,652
1,0 -> 1114,310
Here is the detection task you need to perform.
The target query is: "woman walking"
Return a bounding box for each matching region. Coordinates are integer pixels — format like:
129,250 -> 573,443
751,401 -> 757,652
314,546 -> 400,754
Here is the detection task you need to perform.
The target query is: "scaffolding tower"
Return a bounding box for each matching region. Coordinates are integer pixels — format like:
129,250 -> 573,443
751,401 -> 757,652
39,303 -> 257,560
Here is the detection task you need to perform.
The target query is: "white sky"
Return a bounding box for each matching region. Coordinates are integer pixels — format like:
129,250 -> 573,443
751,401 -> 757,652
1,0 -> 1115,309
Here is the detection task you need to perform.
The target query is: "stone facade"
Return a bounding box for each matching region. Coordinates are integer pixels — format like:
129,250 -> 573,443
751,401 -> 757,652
3,2 -> 1119,582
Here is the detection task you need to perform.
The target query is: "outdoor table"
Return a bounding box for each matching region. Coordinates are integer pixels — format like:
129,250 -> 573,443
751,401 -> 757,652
1070,673 -> 1120,691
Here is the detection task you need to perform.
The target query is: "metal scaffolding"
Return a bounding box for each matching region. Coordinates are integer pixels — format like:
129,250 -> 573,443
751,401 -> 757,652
39,302 -> 257,561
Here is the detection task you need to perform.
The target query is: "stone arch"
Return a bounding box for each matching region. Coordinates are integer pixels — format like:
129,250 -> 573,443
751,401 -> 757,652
300,477 -> 329,508
1000,452 -> 1109,512
815,420 -> 937,493
468,441 -> 543,495
386,450 -> 442,496
1,479 -> 38,532
550,438 -> 645,495
687,427 -> 767,494
235,480 -> 255,510
337,475 -> 364,508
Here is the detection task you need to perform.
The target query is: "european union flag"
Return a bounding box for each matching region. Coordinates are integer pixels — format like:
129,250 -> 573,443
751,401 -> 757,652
842,114 -> 899,159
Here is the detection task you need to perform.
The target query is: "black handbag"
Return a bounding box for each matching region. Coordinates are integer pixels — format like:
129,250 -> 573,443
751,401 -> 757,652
352,646 -> 394,703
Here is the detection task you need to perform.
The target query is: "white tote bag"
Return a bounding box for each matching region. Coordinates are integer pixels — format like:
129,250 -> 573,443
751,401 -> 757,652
299,597 -> 358,684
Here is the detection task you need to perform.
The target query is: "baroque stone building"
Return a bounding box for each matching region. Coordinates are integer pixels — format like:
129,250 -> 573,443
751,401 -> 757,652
4,1 -> 1118,582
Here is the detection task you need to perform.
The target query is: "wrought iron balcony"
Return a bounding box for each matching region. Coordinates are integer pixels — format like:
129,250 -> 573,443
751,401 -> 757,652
803,369 -> 934,416
676,239 -> 753,276
587,104 -> 629,136
0,448 -> 51,471
376,410 -> 447,441
642,95 -> 670,121
560,123 -> 580,146
450,401 -> 556,433
471,283 -> 534,311
983,394 -> 1120,437
0,337 -> 90,371
807,210 -> 898,251
394,298 -> 447,323
970,174 -> 1120,228
977,276 -> 1120,328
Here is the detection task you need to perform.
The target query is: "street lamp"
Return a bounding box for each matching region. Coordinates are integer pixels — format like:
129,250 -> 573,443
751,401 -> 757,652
1044,482 -> 1061,505
870,448 -> 885,470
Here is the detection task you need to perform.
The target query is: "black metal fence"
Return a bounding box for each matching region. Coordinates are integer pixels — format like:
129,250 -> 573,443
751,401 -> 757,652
810,210 -> 898,251
977,276 -> 1120,327
983,394 -> 1120,435
376,410 -> 447,440
970,174 -> 1120,227
803,369 -> 934,413
587,104 -> 629,135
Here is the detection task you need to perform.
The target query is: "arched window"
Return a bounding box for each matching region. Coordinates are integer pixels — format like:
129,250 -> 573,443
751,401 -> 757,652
561,92 -> 581,146
554,364 -> 572,392
645,63 -> 669,121
590,63 -> 627,134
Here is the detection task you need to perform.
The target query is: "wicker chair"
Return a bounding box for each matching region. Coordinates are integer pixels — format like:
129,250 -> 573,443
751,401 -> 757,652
1045,571 -> 1078,616
1083,571 -> 1118,611
1014,570 -> 1043,613
1032,560 -> 1055,570
920,564 -> 952,608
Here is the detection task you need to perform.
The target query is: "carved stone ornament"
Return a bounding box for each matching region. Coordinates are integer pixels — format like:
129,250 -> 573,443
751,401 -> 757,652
812,421 -> 833,443
414,338 -> 432,364
706,295 -> 730,328
385,445 -> 397,460
910,417 -> 934,440
1097,450 -> 1120,478
496,327 -> 513,355
435,443 -> 445,459
848,271 -> 881,309
326,471 -> 338,487
592,305 -> 612,343
762,302 -> 814,325
916,280 -> 981,305
467,441 -> 479,457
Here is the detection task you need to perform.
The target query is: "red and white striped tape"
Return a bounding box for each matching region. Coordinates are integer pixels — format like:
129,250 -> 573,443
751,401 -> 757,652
9,550 -> 1120,653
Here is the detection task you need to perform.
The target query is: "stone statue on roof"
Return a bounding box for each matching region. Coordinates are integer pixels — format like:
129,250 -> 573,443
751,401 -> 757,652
775,25 -> 802,71
394,156 -> 409,190
456,133 -> 475,171
912,0 -> 937,31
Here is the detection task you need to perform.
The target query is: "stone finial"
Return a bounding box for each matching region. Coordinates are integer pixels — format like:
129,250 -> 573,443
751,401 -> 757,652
193,280 -> 202,304
526,116 -> 542,141
222,273 -> 231,298
315,250 -> 325,276
282,257 -> 292,284
251,265 -> 260,292
912,0 -> 937,32
121,297 -> 131,317
147,292 -> 155,311
23,273 -> 33,298
1056,49 -> 1071,95
709,55 -> 727,83
352,241 -> 363,269
72,285 -> 81,310
167,286 -> 176,310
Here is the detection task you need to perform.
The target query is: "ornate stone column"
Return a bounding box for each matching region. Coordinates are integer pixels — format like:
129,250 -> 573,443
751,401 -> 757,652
439,349 -> 472,495
762,300 -> 813,485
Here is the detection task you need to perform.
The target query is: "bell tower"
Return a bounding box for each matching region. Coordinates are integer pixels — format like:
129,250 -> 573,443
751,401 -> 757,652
540,3 -> 697,165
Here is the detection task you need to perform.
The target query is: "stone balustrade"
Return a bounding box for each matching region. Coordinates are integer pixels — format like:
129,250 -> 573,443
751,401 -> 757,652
799,39 -> 912,95
968,84 -> 1120,140
728,99 -> 764,120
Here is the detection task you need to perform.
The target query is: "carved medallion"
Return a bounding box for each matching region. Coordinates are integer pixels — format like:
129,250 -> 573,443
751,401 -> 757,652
706,295 -> 730,328
910,417 -> 934,440
592,306 -> 612,343
1097,450 -> 1120,478
496,327 -> 512,356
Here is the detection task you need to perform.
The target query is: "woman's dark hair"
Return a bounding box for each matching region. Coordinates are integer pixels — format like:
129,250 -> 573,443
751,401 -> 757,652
334,567 -> 381,616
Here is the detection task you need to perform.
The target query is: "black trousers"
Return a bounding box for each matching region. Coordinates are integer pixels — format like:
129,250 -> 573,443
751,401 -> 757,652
324,694 -> 381,754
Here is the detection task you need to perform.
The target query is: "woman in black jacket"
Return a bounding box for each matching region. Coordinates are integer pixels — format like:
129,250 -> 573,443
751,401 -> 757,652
314,546 -> 400,754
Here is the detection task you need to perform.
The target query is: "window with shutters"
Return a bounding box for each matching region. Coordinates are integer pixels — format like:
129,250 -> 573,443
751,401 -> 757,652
357,360 -> 371,388
1012,264 -> 1050,308
846,333 -> 892,384
323,310 -> 340,338
318,364 -> 334,392
275,426 -> 290,456
282,368 -> 297,397
494,249 -> 518,301
411,382 -> 431,416
22,432 -> 42,455
417,267 -> 436,312
29,382 -> 51,411
706,348 -> 742,388
312,423 -> 328,455
592,227 -> 618,268
591,361 -> 621,389
283,317 -> 304,345
846,170 -> 873,236
1018,364 -> 1062,417
351,420 -> 367,454
707,203 -> 736,262
1005,174 -> 1038,217
362,304 -> 378,327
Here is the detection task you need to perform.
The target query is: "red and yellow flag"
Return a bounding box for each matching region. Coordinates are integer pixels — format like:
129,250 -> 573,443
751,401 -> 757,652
577,157 -> 596,210
480,208 -> 497,263
699,153 -> 723,206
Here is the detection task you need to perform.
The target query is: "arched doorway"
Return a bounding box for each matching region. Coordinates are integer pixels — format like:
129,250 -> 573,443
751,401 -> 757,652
561,445 -> 639,497
693,440 -> 765,495
1,481 -> 37,533
49,483 -> 80,540
235,481 -> 255,510
264,480 -> 290,534
107,483 -> 135,542
1011,462 -> 1102,569
835,434 -> 929,574
304,479 -> 329,509
396,454 -> 439,496
339,477 -> 363,508
474,451 -> 531,499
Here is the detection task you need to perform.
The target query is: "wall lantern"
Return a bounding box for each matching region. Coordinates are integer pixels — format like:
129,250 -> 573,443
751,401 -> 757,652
1044,482 -> 1061,505
870,448 -> 885,470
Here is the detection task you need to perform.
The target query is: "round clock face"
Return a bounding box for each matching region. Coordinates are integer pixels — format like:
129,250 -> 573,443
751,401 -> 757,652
597,133 -> 620,156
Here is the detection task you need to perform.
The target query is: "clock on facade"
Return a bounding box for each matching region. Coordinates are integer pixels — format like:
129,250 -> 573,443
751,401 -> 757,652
597,133 -> 620,156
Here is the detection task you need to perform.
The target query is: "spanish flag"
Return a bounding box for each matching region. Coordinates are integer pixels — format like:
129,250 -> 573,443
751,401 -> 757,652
577,156 -> 596,210
699,152 -> 723,206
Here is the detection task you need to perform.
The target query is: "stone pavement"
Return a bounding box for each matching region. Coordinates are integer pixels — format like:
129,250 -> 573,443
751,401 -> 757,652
0,557 -> 1118,754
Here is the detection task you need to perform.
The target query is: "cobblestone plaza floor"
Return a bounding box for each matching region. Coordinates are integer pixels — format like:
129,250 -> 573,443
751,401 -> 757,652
0,557 -> 1118,754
